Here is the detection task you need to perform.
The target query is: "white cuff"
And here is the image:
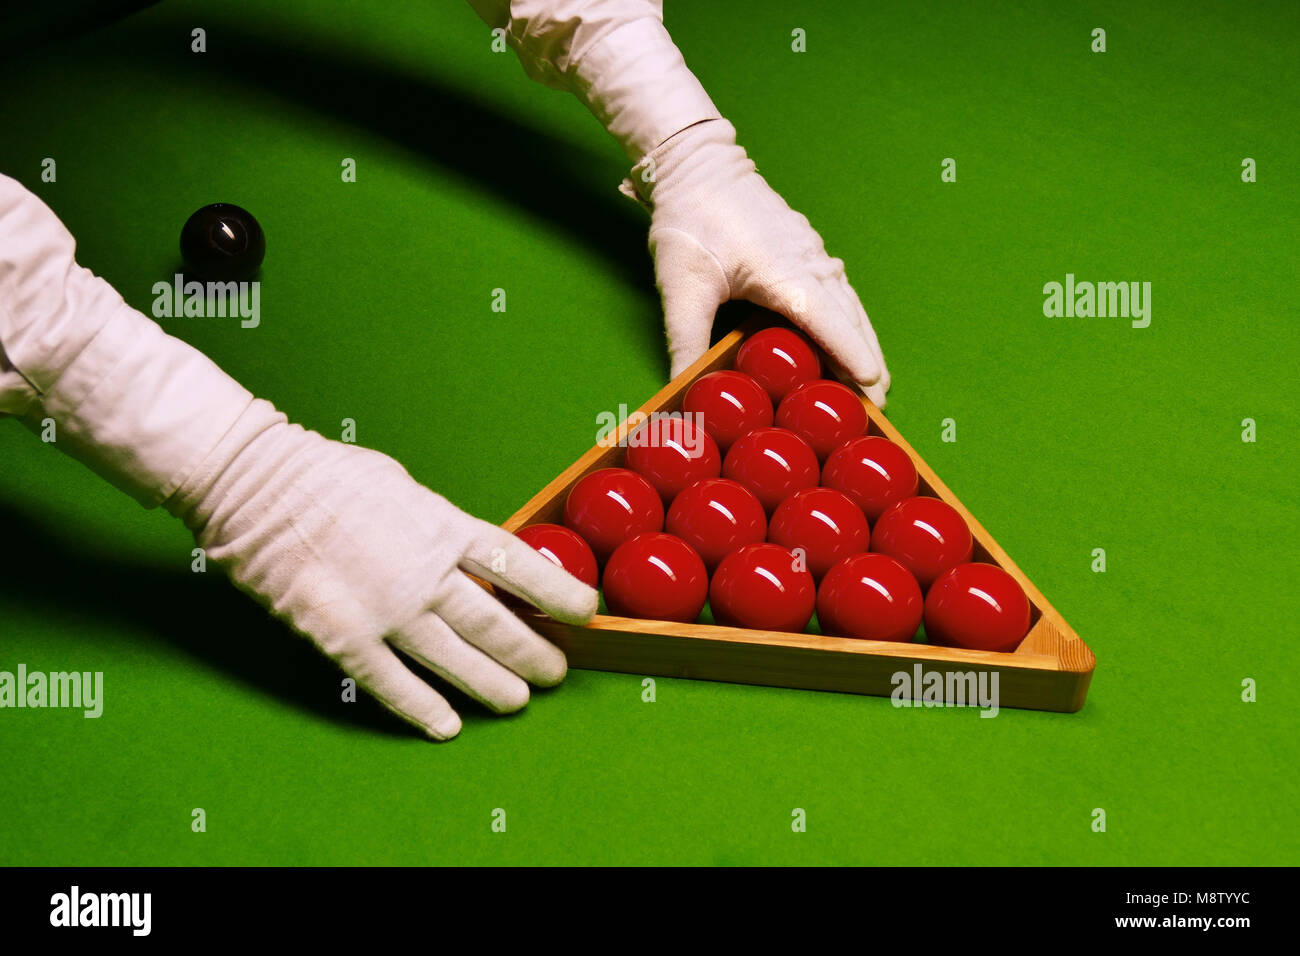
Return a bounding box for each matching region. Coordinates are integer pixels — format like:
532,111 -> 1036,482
571,16 -> 721,161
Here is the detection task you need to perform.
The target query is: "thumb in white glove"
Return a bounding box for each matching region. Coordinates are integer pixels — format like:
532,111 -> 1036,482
628,119 -> 891,408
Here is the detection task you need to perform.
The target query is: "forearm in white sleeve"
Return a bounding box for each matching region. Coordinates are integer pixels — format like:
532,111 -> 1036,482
0,173 -> 258,506
466,0 -> 720,160
1,173 -> 597,740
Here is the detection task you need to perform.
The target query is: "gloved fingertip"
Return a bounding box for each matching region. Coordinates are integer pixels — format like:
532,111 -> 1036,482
530,646 -> 569,688
861,381 -> 888,409
814,335 -> 879,390
548,583 -> 599,626
485,679 -> 531,715
670,352 -> 706,380
427,711 -> 463,741
850,352 -> 883,386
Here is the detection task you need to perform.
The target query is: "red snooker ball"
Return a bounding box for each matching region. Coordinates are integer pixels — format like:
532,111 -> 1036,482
626,415 -> 721,504
774,379 -> 868,461
870,496 -> 973,590
682,370 -> 774,452
710,542 -> 816,632
924,562 -> 1031,652
514,523 -> 599,589
721,426 -> 820,513
735,327 -> 822,403
767,487 -> 870,580
563,467 -> 665,564
665,477 -> 767,571
817,553 -> 922,643
822,435 -> 919,522
603,532 -> 708,623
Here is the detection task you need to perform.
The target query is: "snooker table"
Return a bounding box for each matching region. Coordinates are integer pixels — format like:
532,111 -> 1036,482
0,0 -> 1296,868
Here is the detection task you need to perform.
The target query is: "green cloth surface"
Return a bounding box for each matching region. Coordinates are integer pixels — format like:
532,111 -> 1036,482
0,0 -> 1295,865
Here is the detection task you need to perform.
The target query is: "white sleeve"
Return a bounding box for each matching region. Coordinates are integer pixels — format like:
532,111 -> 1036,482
465,0 -> 720,160
0,173 -> 121,418
0,173 -> 254,506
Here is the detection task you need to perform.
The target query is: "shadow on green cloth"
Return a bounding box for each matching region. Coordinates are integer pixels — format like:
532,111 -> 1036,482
0,500 -> 522,739
1,0 -> 160,48
5,6 -> 675,356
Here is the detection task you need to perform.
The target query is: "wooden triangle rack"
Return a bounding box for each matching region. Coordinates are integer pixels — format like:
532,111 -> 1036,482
502,318 -> 1096,712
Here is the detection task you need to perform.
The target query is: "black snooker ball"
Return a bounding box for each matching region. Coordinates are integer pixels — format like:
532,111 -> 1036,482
179,203 -> 265,281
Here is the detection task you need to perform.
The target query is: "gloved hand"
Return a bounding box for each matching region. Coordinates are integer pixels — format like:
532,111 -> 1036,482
164,401 -> 597,740
626,119 -> 891,407
1,174 -> 594,741
470,6 -> 891,404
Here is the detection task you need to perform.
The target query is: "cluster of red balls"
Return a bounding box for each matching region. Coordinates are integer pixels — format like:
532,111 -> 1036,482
515,328 -> 1032,653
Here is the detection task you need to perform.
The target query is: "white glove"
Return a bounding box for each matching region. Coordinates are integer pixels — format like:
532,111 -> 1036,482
475,7 -> 890,402
164,402 -> 597,740
626,119 -> 891,407
1,176 -> 595,741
